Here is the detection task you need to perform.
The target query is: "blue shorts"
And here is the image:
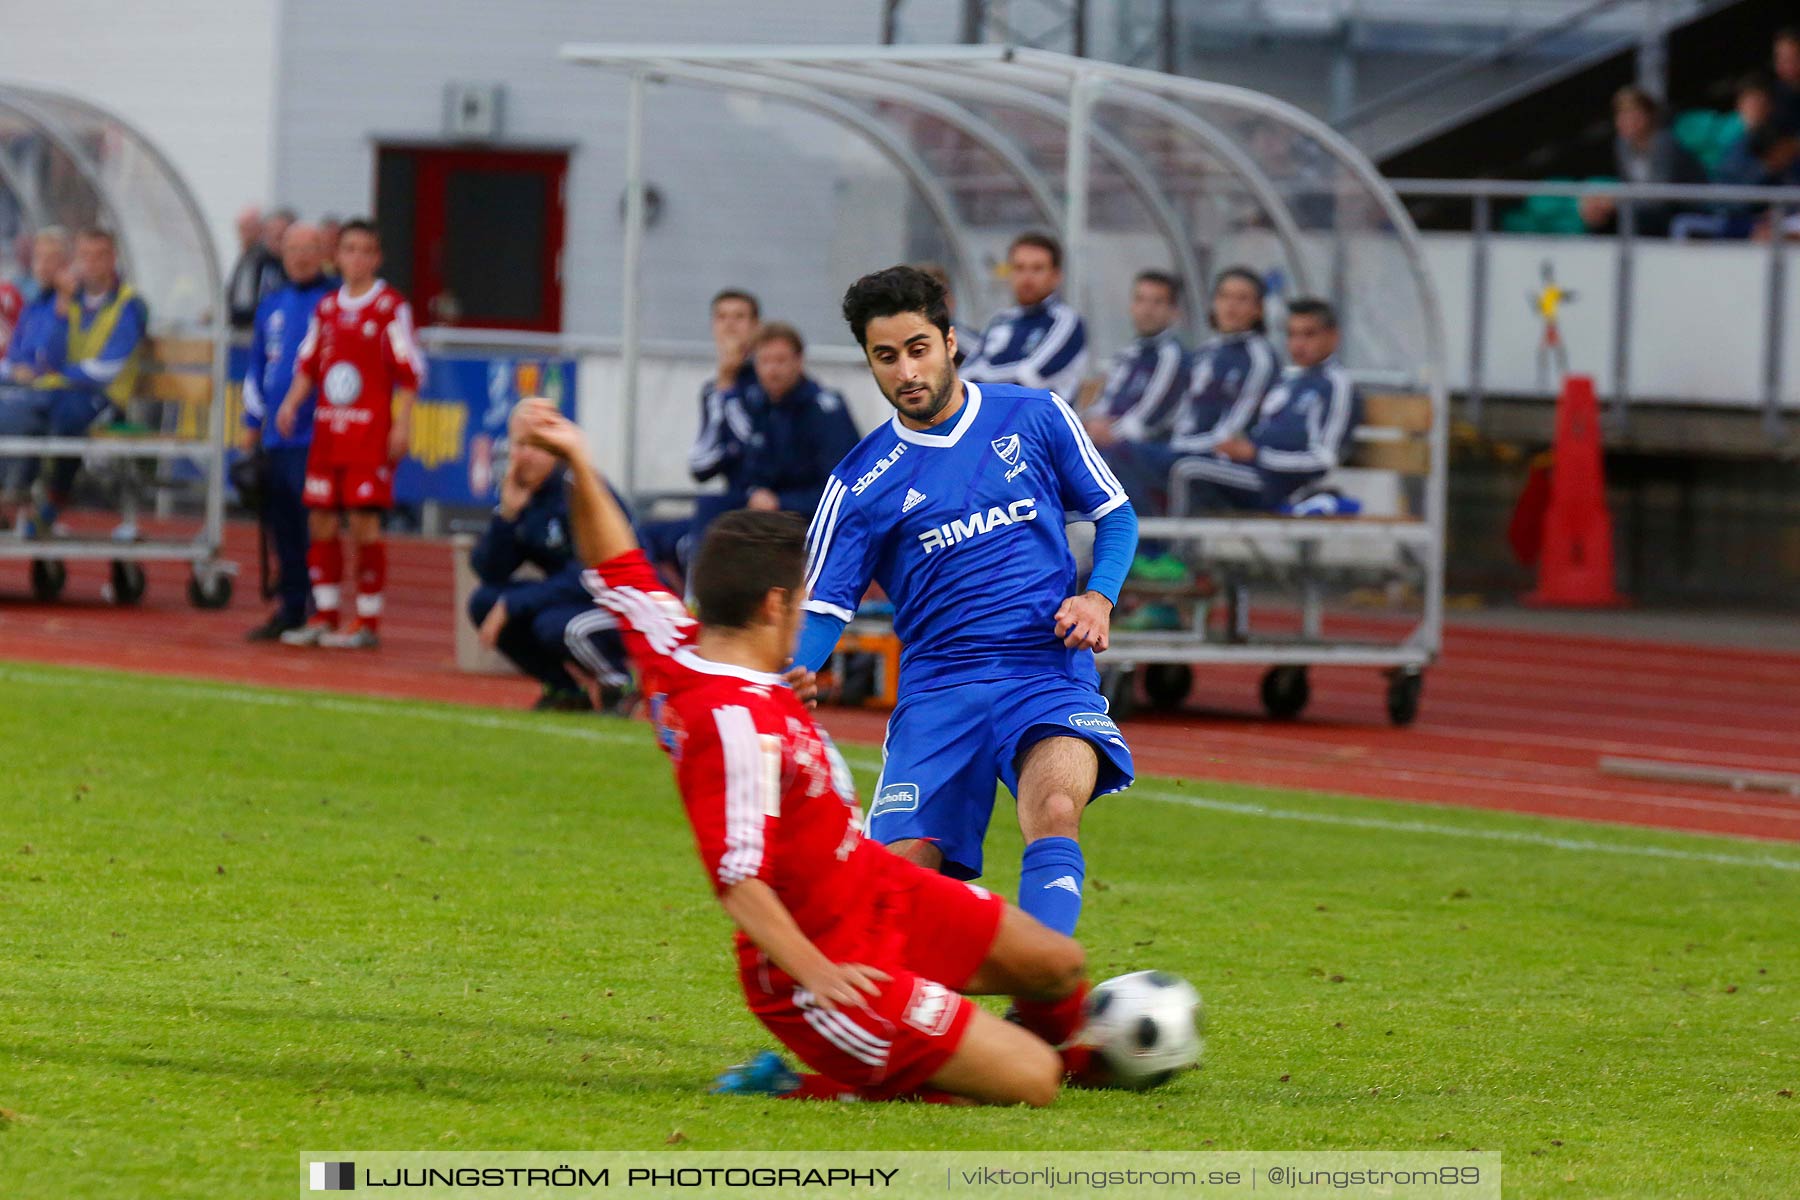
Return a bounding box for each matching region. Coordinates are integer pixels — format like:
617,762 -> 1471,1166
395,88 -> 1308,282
867,673 -> 1135,880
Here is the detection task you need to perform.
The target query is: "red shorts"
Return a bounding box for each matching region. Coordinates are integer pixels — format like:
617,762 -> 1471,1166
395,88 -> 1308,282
741,855 -> 1006,1098
304,461 -> 393,510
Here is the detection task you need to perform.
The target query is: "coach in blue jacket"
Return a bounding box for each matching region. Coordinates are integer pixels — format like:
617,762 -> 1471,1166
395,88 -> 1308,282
739,322 -> 859,517
241,222 -> 334,639
1180,297 -> 1361,511
468,407 -> 634,713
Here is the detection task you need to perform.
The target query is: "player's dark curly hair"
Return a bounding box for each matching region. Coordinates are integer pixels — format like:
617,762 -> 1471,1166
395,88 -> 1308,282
691,510 -> 809,630
841,265 -> 952,348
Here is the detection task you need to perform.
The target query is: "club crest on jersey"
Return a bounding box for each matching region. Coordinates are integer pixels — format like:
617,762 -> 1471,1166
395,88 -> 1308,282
992,433 -> 1030,481
322,362 -> 363,406
917,498 -> 1037,554
903,979 -> 957,1037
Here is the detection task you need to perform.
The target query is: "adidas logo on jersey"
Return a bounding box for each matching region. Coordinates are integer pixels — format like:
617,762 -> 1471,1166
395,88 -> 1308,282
917,498 -> 1038,555
1044,875 -> 1082,895
902,488 -> 927,514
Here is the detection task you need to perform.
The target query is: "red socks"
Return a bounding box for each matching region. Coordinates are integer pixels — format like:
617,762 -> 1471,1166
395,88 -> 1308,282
354,541 -> 386,631
1013,981 -> 1090,1048
308,540 -> 344,628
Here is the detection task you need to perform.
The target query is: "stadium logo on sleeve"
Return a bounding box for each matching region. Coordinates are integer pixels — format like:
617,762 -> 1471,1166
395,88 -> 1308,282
870,781 -> 920,819
851,443 -> 906,495
309,1162 -> 355,1191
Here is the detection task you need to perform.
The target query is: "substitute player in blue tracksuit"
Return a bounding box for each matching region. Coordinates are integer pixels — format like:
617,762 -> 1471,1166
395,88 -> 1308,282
1097,267 -> 1279,525
241,222 -> 335,639
642,289 -> 762,575
960,232 -> 1089,401
793,266 -> 1138,939
1086,270 -> 1188,443
1176,297 -> 1360,512
735,322 -> 859,517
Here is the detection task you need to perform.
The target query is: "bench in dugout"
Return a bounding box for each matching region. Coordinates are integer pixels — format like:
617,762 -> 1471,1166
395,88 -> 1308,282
2,335 -> 234,608
1102,391 -> 1438,728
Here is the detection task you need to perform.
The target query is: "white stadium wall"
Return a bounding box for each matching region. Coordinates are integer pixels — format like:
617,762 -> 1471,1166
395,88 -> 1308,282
0,0 -> 281,269
271,0 -> 907,348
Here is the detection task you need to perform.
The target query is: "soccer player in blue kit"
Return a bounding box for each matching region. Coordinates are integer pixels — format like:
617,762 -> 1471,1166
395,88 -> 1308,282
792,266 -> 1139,939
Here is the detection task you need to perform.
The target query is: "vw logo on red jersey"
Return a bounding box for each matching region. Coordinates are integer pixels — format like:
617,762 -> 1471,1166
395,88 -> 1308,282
322,362 -> 364,406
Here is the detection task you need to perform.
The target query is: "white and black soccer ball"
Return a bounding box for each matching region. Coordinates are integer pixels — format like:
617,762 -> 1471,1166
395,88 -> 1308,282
1082,969 -> 1203,1090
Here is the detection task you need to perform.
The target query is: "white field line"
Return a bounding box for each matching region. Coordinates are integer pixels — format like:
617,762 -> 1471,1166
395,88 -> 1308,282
7,664 -> 1798,874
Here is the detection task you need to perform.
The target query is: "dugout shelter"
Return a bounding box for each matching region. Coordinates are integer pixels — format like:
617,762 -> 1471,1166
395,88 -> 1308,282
0,81 -> 232,607
562,45 -> 1448,724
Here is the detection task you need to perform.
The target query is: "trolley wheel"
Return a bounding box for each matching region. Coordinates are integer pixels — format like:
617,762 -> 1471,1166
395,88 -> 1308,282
187,566 -> 233,610
1386,669 -> 1424,728
109,560 -> 148,606
1099,664 -> 1137,722
1259,665 -> 1310,720
29,558 -> 67,602
1143,663 -> 1193,713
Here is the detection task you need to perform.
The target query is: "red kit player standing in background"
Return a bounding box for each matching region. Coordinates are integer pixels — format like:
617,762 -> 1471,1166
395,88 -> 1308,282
274,220 -> 424,649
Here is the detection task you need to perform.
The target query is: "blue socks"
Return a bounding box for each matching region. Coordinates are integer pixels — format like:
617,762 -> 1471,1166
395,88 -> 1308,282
1019,836 -> 1086,936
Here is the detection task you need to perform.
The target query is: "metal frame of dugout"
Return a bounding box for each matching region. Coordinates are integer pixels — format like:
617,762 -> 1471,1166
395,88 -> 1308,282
560,44 -> 1448,725
0,82 -> 233,608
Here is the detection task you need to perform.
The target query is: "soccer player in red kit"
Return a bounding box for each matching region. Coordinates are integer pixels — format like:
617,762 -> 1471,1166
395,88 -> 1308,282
515,400 -> 1094,1105
274,219 -> 424,648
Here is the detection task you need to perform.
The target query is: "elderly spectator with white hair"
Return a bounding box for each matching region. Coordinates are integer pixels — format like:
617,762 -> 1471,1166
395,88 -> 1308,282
241,221 -> 336,639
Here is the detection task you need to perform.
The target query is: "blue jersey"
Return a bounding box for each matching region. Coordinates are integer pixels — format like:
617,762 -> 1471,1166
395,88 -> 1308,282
243,275 -> 334,449
803,381 -> 1128,691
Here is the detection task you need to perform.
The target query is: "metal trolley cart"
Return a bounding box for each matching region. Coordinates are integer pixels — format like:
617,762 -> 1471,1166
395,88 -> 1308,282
1103,382 -> 1446,727
0,83 -> 232,608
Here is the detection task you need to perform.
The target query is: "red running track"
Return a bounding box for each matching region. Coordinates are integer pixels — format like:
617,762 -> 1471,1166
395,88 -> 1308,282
1,522 -> 1795,843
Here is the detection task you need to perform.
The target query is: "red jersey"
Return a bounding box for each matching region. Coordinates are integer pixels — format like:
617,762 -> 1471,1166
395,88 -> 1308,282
296,280 -> 424,465
585,550 -> 888,967
0,281 -> 20,355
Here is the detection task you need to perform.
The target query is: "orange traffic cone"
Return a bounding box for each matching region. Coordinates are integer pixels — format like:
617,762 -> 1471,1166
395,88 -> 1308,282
1524,374 -> 1627,607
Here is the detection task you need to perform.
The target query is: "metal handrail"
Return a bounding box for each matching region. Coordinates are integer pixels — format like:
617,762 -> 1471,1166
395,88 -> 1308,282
1388,177 -> 1793,438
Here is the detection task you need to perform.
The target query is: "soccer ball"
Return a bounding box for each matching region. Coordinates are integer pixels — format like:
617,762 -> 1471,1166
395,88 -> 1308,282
1081,969 -> 1203,1090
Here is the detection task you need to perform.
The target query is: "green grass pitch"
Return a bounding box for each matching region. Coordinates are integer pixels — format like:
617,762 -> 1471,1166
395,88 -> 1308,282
2,662 -> 1796,1198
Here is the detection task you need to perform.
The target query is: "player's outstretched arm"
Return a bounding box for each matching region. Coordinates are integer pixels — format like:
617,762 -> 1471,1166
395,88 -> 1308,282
515,399 -> 635,566
719,878 -> 889,1013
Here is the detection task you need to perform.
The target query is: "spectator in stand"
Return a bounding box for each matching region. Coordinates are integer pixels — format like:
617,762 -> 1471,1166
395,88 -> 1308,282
640,288 -> 762,577
961,232 -> 1089,399
1094,267 -> 1278,587
0,227 -> 147,535
1081,270 -> 1187,444
1773,27 -> 1800,135
1678,74 -> 1800,240
1580,86 -> 1708,237
241,221 -> 335,640
467,403 -> 634,713
738,322 -> 860,517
